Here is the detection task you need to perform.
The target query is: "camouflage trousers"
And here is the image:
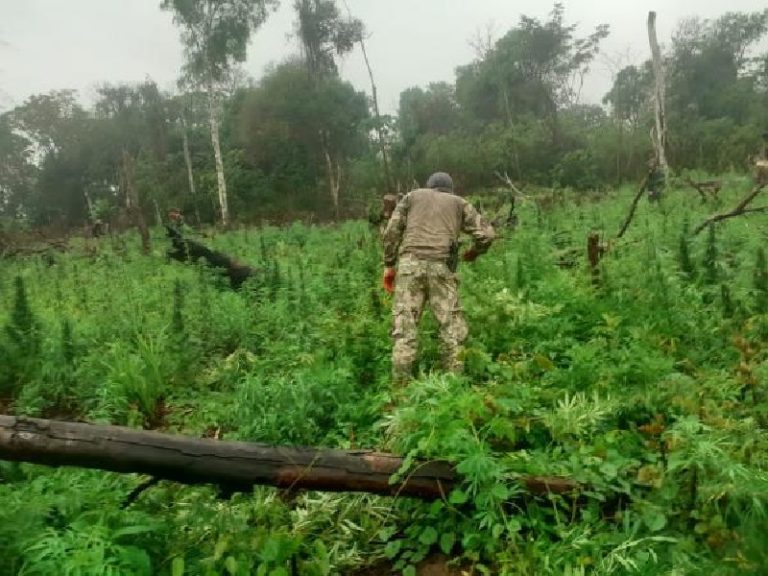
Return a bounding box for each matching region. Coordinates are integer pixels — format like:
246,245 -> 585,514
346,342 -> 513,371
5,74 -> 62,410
756,160 -> 768,186
391,255 -> 468,383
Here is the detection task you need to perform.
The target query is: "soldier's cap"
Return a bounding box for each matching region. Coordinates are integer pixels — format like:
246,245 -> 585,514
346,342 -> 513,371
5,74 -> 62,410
426,172 -> 454,192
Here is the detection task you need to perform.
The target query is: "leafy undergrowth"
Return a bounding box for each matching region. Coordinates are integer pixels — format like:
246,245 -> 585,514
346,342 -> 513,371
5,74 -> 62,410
2,177 -> 768,574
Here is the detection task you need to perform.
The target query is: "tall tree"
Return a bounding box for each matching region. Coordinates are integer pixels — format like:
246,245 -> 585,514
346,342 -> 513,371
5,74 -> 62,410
648,11 -> 669,175
665,9 -> 768,169
237,59 -> 368,213
294,0 -> 363,218
0,114 -> 35,220
7,91 -> 91,225
398,83 -> 462,148
95,82 -> 173,252
456,3 -> 608,144
603,64 -> 652,129
161,0 -> 278,227
602,63 -> 653,183
9,90 -> 86,157
341,0 -> 392,192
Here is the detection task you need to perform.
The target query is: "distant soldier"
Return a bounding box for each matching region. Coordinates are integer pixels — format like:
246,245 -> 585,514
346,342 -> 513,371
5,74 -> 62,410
168,209 -> 190,235
645,155 -> 665,202
755,132 -> 768,186
91,218 -> 106,238
382,172 -> 495,384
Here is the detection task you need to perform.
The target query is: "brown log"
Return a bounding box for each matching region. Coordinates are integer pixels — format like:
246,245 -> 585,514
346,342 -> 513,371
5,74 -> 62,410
0,415 -> 578,500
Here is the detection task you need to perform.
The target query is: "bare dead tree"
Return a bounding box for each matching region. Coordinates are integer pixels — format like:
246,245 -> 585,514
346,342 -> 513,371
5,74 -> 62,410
647,12 -> 669,176
692,183 -> 767,235
493,171 -> 528,199
469,21 -> 497,61
342,0 -> 392,192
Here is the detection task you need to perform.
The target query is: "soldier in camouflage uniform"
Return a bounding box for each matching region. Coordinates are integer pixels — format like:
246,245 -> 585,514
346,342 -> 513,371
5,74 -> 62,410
645,155 -> 665,202
755,132 -> 768,186
382,172 -> 495,384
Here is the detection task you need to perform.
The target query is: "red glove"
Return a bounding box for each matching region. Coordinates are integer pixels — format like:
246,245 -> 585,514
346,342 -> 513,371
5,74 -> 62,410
462,248 -> 479,262
383,267 -> 396,293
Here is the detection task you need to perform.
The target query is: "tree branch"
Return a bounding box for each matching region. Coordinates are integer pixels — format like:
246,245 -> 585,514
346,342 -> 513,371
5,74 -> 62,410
616,175 -> 649,238
692,183 -> 768,235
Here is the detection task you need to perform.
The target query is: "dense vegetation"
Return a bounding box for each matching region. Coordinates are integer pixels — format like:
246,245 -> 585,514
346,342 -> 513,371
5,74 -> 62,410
2,176 -> 768,574
1,4 -> 767,229
3,1 -> 768,574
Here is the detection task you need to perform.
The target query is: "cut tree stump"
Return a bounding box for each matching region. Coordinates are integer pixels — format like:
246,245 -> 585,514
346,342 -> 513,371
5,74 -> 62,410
0,415 -> 578,500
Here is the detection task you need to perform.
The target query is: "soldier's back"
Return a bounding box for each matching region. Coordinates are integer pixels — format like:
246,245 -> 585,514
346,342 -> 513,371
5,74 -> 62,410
400,189 -> 465,262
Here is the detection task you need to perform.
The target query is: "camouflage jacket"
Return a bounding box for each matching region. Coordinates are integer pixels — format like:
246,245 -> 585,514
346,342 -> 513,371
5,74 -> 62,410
382,188 -> 495,267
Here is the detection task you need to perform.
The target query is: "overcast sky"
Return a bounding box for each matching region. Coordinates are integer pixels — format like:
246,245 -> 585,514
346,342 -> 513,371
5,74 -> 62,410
1,0 -> 766,114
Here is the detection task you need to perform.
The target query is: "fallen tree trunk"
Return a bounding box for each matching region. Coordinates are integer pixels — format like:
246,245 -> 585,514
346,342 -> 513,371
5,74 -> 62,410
616,175 -> 649,239
165,226 -> 257,289
0,415 -> 577,500
1,239 -> 70,259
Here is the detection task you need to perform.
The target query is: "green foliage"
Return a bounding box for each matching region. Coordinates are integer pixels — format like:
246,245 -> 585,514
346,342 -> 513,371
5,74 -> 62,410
753,247 -> 768,313
236,60 -> 369,216
3,182 -> 768,573
677,221 -> 696,280
702,224 -> 719,285
3,3 -> 768,572
0,276 -> 41,397
294,0 -> 363,78
161,0 -> 278,83
552,148 -> 601,190
4,6 -> 768,226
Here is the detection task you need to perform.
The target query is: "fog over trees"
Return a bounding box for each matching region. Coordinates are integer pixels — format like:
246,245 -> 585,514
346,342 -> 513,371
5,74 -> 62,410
1,3 -> 767,227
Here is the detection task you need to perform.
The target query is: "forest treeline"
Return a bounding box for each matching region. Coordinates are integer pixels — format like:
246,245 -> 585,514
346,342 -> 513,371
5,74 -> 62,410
1,2 -> 767,229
